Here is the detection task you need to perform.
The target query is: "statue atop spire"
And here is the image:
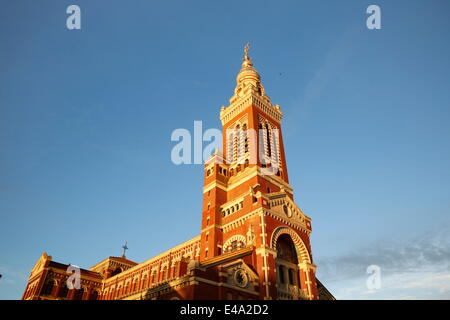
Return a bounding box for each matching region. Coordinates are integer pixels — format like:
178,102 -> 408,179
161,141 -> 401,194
244,42 -> 250,59
242,42 -> 253,68
230,41 -> 267,100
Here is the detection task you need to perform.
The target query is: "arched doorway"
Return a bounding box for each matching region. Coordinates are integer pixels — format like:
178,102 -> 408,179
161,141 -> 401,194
275,234 -> 300,299
272,226 -> 312,300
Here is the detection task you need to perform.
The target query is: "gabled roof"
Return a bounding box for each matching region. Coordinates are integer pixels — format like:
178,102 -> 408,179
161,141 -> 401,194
316,278 -> 336,300
90,256 -> 137,271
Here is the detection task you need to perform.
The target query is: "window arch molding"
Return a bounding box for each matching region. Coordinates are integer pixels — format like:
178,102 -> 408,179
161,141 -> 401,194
223,234 -> 246,252
270,226 -> 311,264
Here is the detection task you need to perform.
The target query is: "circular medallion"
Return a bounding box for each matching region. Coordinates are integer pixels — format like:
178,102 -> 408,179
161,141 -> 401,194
233,269 -> 249,288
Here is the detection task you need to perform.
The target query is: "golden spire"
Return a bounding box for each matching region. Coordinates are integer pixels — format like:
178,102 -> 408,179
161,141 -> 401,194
230,42 -> 267,104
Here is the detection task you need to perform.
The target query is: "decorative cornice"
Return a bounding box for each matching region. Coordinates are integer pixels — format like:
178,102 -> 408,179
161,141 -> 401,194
203,166 -> 294,196
220,92 -> 282,126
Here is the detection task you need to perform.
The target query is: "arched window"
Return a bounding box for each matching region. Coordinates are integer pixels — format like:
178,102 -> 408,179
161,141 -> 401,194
259,122 -> 267,166
41,279 -> 55,296
137,279 -> 141,291
235,125 -> 241,160
74,287 -> 84,300
150,273 -> 155,285
228,133 -> 234,162
111,267 -> 122,277
275,234 -> 301,299
59,283 -> 69,299
288,269 -> 294,285
90,290 -> 99,300
278,265 -> 285,284
265,123 -> 272,157
164,267 -> 169,281
243,124 -> 249,154
142,275 -> 148,290
276,234 -> 298,264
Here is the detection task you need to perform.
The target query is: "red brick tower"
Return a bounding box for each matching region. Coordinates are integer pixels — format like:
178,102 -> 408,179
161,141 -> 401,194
21,43 -> 329,301
199,43 -> 319,300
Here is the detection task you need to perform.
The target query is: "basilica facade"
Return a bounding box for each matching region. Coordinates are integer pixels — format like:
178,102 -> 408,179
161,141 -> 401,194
22,45 -> 334,301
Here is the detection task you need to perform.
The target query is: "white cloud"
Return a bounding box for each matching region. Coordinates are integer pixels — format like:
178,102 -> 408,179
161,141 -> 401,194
317,221 -> 450,299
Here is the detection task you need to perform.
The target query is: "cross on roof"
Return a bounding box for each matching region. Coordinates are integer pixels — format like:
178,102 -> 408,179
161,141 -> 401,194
121,241 -> 129,259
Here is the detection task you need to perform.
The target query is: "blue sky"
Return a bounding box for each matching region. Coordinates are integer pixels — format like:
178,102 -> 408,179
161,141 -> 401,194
1,0 -> 449,299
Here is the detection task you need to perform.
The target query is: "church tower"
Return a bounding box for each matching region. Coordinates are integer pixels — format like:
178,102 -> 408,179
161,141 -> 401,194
22,43 -> 332,302
199,43 -> 319,300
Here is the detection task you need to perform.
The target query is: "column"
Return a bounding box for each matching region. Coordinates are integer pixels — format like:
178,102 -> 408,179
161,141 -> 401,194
298,262 -> 318,300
